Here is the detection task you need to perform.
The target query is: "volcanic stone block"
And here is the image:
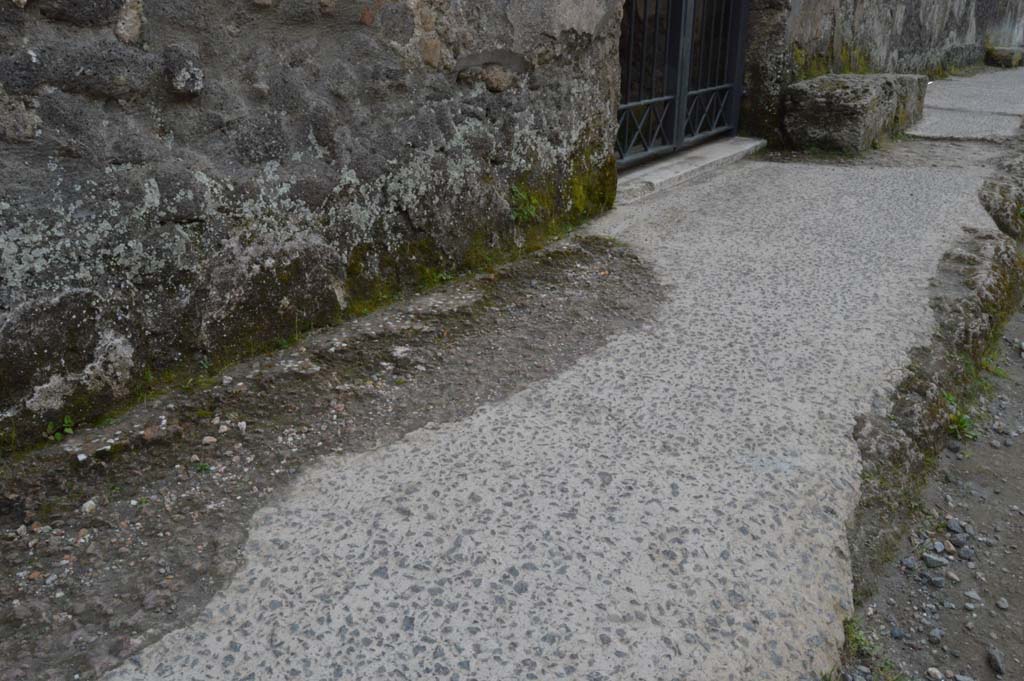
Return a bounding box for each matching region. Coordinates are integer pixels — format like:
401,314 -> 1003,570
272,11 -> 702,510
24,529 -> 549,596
986,47 -> 1024,69
783,74 -> 929,153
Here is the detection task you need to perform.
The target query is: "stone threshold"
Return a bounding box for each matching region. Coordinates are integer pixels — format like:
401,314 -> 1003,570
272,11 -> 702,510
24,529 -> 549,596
616,136 -> 766,205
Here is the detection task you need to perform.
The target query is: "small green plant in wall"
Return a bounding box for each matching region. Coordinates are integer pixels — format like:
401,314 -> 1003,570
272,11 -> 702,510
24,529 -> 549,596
981,350 -> 1008,379
842,618 -> 875,659
944,392 -> 977,441
44,415 -> 75,442
510,184 -> 541,224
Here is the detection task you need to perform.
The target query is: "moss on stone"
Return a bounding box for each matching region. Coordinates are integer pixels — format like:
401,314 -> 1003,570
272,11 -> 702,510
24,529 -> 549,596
793,45 -> 832,80
461,140 -> 616,271
794,41 -> 876,82
927,63 -> 951,80
894,104 -> 909,132
793,43 -> 873,82
342,236 -> 455,318
1,132 -> 619,459
839,45 -> 872,75
790,41 -> 872,81
345,243 -> 400,317
1,355 -> 219,459
569,153 -> 618,220
337,138 -> 615,321
926,61 -> 983,81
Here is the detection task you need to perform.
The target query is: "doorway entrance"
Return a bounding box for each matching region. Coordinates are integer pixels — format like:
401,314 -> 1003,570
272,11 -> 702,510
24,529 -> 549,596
616,0 -> 750,167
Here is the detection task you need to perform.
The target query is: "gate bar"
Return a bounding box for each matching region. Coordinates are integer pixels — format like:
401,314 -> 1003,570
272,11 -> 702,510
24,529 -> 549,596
673,0 -> 694,144
726,0 -> 750,132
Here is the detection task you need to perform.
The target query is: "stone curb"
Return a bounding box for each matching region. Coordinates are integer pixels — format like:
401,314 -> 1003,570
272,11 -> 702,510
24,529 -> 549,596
849,137 -> 1024,599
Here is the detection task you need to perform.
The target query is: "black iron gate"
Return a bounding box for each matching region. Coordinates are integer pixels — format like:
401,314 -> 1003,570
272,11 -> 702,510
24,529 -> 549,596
617,0 -> 750,167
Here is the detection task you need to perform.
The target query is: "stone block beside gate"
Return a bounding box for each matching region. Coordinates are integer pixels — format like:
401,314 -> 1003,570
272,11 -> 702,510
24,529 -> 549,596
986,47 -> 1024,68
782,74 -> 929,153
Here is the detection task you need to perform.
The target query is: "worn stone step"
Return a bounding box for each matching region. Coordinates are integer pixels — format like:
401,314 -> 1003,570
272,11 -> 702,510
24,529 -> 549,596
616,136 -> 766,205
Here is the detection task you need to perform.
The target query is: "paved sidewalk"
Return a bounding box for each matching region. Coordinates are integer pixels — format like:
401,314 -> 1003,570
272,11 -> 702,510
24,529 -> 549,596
909,68 -> 1024,140
104,73 -> 1017,681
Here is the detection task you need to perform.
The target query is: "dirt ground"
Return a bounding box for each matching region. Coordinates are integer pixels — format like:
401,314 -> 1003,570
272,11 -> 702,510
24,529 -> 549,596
0,236 -> 663,681
839,306 -> 1024,681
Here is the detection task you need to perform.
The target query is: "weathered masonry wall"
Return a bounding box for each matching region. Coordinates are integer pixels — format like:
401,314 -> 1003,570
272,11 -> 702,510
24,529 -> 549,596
742,0 -> 1024,142
3,0 -> 1022,450
0,0 -> 624,449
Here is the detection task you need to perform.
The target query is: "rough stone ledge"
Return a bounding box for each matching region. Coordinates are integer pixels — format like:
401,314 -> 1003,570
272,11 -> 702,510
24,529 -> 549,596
981,148 -> 1024,240
782,74 -> 928,153
849,139 -> 1024,601
986,46 -> 1024,69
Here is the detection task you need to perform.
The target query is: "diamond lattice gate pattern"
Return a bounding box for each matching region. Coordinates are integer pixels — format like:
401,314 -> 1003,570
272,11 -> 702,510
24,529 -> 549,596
617,0 -> 750,167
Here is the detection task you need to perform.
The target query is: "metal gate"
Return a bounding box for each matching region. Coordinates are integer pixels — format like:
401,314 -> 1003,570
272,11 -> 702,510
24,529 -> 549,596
616,0 -> 750,167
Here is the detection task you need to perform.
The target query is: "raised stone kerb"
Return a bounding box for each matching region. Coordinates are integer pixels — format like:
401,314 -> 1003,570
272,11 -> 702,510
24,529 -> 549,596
782,73 -> 928,153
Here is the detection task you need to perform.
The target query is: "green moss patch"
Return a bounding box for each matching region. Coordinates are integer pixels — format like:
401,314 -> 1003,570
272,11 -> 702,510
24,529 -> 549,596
459,143 -> 616,273
1,135 -> 619,458
793,42 -> 872,82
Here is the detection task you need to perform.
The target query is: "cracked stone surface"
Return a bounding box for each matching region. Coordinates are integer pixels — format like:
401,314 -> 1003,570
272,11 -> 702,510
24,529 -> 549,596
103,90 -> 1010,681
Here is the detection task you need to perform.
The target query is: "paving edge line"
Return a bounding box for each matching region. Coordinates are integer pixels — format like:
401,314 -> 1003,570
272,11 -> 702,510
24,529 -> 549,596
906,131 -> 1023,144
616,136 -> 767,205
845,137 -> 1024,626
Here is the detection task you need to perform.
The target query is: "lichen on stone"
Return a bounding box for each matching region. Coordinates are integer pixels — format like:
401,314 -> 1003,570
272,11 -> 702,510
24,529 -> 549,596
0,0 -> 623,454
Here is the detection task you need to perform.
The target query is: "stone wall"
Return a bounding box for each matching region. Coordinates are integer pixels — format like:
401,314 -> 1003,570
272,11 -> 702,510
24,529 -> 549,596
742,0 -> 1024,142
980,0 -> 1024,45
0,0 -> 622,451
3,0 -> 1021,450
